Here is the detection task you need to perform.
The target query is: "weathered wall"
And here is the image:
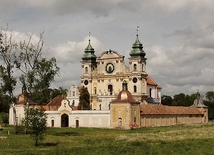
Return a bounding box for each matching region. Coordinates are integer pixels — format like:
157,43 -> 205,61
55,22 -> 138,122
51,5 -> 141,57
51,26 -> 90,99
141,114 -> 206,127
46,110 -> 110,128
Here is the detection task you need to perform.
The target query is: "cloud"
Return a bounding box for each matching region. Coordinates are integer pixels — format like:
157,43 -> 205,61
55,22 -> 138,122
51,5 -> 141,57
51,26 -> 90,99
50,36 -> 104,64
1,0 -> 214,97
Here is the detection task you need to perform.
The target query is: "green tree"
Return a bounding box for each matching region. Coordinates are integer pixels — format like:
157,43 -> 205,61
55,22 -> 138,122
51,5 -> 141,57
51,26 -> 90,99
0,28 -> 17,133
50,87 -> 67,101
14,32 -> 59,104
172,93 -> 193,106
204,91 -> 214,120
24,108 -> 47,146
161,95 -> 173,106
205,91 -> 214,104
1,112 -> 9,127
0,93 -> 11,113
78,86 -> 90,110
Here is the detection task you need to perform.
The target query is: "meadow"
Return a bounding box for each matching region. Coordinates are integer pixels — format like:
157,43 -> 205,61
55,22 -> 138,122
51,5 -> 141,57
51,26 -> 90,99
0,122 -> 214,155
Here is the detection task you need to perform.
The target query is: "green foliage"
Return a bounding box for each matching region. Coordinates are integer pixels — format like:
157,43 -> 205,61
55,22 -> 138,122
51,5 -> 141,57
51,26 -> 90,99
14,33 -> 60,104
24,108 -> 47,146
205,91 -> 214,104
0,94 -> 12,112
78,86 -> 90,110
161,95 -> 173,105
172,93 -> 195,106
0,112 -> 9,126
204,91 -> 214,120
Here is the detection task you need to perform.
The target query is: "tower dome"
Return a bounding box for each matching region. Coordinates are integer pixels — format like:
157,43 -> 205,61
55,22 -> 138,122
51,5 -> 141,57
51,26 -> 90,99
82,39 -> 97,61
129,34 -> 146,58
113,81 -> 135,102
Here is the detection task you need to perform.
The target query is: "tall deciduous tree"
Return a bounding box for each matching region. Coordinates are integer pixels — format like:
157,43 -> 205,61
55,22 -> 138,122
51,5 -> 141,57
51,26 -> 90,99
24,108 -> 47,146
0,28 -> 17,133
14,32 -> 59,104
78,86 -> 90,110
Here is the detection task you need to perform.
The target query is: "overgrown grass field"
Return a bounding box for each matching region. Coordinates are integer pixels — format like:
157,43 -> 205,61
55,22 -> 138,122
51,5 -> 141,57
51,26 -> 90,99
1,122 -> 214,155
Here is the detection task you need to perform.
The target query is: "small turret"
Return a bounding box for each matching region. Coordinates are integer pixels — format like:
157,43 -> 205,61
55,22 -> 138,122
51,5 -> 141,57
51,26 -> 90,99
192,90 -> 207,108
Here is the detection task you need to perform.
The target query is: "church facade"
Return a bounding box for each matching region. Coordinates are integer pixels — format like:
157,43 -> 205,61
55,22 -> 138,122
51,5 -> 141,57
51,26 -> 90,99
80,34 -> 161,111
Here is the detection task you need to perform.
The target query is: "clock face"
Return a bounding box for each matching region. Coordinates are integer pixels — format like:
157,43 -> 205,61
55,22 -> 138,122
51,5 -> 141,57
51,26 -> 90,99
105,62 -> 114,73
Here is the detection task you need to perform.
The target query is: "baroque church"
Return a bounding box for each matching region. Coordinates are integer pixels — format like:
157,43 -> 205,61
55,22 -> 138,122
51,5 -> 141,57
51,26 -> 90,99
80,33 -> 161,110
9,32 -> 208,129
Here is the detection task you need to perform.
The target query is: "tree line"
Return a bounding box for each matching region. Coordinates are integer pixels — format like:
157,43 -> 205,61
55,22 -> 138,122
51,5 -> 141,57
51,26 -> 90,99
161,91 -> 214,119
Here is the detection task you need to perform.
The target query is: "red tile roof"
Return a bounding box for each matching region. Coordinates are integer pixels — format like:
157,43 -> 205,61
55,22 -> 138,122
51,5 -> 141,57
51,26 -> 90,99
47,95 -> 66,106
147,76 -> 161,89
140,104 -> 203,115
37,105 -> 55,111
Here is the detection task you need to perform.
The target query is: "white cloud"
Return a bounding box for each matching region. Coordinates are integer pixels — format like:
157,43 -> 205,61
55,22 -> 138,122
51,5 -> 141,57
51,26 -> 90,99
51,36 -> 104,64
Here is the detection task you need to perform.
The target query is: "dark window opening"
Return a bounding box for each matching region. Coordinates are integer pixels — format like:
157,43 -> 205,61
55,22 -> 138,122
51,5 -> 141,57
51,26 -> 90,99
85,67 -> 88,74
134,85 -> 137,93
108,84 -> 113,95
76,120 -> 79,128
51,119 -> 54,127
149,88 -> 152,98
134,64 -> 137,71
134,117 -> 136,123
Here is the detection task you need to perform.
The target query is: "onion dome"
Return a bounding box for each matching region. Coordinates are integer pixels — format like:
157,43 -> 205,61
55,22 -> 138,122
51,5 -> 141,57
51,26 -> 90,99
129,34 -> 146,58
82,39 -> 97,61
113,81 -> 135,102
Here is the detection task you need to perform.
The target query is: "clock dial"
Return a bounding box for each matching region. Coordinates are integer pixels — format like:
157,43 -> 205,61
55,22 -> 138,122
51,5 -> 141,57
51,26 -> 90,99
105,63 -> 114,73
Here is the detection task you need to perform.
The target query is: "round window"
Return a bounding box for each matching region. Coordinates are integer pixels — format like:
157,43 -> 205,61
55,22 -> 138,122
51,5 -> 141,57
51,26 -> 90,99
132,77 -> 138,83
84,80 -> 89,85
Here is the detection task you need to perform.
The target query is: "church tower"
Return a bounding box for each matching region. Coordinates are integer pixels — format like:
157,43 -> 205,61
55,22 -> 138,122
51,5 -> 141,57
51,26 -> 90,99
128,32 -> 148,103
81,38 -> 97,97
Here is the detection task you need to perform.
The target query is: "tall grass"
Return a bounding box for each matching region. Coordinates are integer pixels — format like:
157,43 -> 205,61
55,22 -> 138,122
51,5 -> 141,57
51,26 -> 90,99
1,122 -> 214,154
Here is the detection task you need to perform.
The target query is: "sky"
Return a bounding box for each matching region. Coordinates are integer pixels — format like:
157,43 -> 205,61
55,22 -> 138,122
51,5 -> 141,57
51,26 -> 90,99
0,0 -> 214,97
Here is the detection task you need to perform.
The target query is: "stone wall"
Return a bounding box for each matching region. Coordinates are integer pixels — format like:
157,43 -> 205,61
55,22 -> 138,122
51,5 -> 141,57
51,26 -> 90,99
46,110 -> 110,128
141,114 -> 205,127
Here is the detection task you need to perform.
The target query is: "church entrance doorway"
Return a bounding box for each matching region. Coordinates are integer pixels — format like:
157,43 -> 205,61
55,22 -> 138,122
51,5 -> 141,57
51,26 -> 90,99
61,114 -> 69,127
108,84 -> 113,95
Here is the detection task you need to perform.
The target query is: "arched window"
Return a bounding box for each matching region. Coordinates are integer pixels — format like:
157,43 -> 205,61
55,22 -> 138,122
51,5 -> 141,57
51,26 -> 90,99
85,67 -> 88,74
118,118 -> 122,127
76,120 -> 79,128
51,119 -> 54,127
142,64 -> 144,71
108,85 -> 113,95
134,85 -> 137,93
149,88 -> 152,98
134,64 -> 137,71
94,87 -> 97,94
